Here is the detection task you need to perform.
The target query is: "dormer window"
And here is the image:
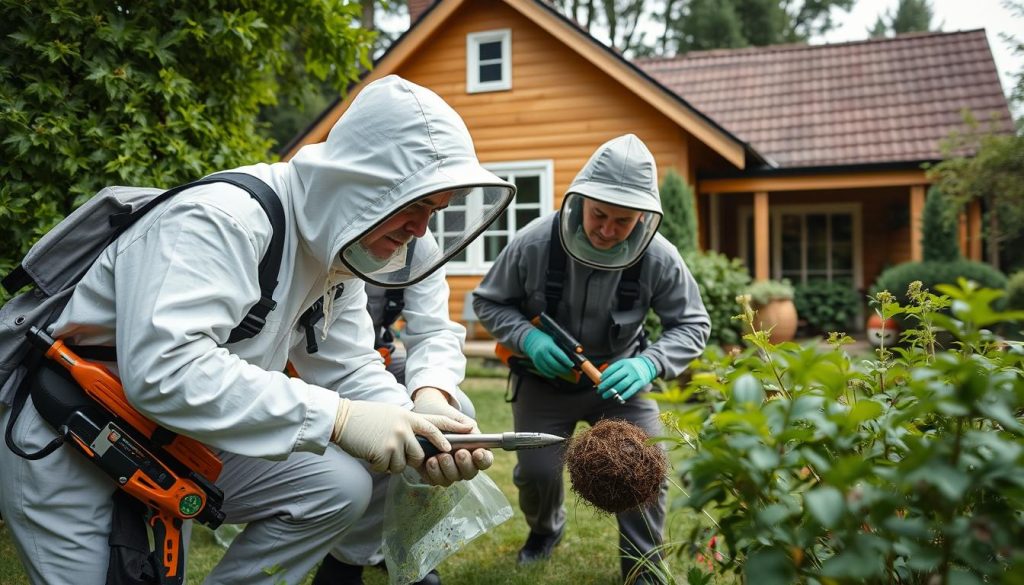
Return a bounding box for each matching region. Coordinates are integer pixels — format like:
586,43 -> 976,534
467,29 -> 511,93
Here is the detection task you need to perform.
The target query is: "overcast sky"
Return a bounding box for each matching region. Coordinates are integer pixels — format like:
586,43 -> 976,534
818,0 -> 1022,100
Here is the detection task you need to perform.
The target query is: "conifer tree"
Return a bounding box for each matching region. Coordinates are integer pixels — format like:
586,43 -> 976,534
921,186 -> 961,262
658,169 -> 698,257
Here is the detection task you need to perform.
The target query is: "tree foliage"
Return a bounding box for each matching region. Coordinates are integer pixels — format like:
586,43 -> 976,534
0,0 -> 375,285
658,168 -> 698,257
920,186 -> 961,263
656,0 -> 854,55
549,0 -> 854,57
926,114 -> 1024,271
869,0 -> 937,38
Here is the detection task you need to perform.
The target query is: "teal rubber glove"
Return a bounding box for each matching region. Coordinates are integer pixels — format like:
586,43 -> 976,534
597,356 -> 657,401
522,329 -> 574,379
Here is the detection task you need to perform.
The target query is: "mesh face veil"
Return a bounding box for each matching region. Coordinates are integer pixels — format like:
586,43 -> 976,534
340,185 -> 514,287
558,193 -> 661,270
556,133 -> 663,270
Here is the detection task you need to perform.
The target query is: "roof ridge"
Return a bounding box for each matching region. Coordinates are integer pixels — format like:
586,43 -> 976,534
635,28 -> 988,65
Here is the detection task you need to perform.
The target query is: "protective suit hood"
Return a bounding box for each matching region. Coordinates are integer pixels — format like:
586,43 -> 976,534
559,134 -> 663,270
287,75 -> 514,286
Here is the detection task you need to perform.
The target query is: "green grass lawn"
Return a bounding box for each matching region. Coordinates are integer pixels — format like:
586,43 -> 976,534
1,376 -> 726,584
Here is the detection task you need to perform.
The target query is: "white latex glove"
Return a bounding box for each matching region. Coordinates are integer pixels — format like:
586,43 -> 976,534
331,398 -> 473,474
412,387 -> 495,487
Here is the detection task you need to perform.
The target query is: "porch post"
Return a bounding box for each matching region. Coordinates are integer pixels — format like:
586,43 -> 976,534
967,198 -> 983,261
708,193 -> 720,252
754,191 -> 769,280
910,185 -> 925,261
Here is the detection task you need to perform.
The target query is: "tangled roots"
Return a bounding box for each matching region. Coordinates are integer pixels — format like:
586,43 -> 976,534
565,419 -> 666,514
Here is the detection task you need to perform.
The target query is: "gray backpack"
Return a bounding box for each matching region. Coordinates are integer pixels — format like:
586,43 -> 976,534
0,173 -> 285,432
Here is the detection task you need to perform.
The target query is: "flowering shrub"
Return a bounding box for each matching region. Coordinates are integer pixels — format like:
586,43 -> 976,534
661,280 -> 1024,584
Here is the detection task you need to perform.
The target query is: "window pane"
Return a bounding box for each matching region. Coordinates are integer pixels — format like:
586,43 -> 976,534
484,235 -> 508,261
780,215 -> 801,274
516,209 -> 540,230
490,210 -> 508,231
515,175 -> 540,204
807,214 -> 828,271
444,209 -> 466,232
452,248 -> 468,263
832,243 -> 853,271
832,214 -> 852,243
479,63 -> 502,83
479,40 -> 502,61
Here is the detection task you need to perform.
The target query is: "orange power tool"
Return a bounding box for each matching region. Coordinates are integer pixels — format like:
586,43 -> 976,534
27,327 -> 225,584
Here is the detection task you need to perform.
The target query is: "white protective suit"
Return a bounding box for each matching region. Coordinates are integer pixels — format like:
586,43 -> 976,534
327,270 -> 474,570
0,75 -> 513,585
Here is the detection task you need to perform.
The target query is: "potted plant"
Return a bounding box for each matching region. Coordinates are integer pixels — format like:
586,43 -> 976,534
745,278 -> 797,343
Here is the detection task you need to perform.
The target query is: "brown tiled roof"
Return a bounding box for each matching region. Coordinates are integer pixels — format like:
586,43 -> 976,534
636,30 -> 1015,168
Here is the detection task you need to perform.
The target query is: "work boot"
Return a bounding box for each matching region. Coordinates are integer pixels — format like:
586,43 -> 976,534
516,527 -> 564,565
311,555 -> 364,585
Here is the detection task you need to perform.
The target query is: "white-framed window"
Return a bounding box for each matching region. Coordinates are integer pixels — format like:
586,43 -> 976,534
466,29 -> 511,93
738,203 -> 863,288
435,160 -> 553,274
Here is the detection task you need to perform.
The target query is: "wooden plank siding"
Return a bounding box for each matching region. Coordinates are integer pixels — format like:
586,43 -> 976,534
386,0 -> 709,325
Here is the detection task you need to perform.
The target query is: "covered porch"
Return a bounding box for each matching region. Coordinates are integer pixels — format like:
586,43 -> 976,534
697,167 -> 984,290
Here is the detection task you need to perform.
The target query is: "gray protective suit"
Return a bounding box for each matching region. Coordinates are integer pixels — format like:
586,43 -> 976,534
0,75 -> 510,585
473,136 -> 710,582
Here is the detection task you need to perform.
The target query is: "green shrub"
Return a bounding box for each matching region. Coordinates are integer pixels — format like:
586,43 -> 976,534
1007,270 -> 1024,312
744,278 -> 794,307
662,282 -> 1024,584
871,260 -> 1006,306
684,251 -> 751,347
0,1 -> 374,299
794,281 -> 862,334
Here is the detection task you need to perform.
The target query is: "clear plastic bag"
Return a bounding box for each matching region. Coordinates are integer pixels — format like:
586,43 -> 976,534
382,469 -> 512,584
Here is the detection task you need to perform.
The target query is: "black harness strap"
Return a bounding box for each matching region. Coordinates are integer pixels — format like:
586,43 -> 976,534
378,288 -> 406,348
543,213 -> 646,317
108,172 -> 285,343
544,215 -> 568,320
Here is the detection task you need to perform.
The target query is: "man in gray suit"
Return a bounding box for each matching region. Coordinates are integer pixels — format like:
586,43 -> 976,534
473,134 -> 711,585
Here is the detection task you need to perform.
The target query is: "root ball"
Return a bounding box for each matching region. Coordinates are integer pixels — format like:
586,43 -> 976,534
565,419 -> 667,514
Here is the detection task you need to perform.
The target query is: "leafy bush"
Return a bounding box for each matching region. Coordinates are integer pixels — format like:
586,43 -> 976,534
1006,270 -> 1024,312
0,1 -> 374,297
744,278 -> 794,307
871,260 -> 1006,309
661,281 -> 1024,584
683,251 -> 751,347
794,281 -> 862,334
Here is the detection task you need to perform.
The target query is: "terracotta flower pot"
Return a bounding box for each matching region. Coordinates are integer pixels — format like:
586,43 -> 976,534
754,299 -> 798,344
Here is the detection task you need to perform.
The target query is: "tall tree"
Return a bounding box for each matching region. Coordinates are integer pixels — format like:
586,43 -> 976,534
654,0 -> 855,55
259,0 -> 407,149
927,115 -> 1024,271
0,1 -> 375,282
868,0 -> 937,38
920,186 -> 961,262
658,169 -> 699,257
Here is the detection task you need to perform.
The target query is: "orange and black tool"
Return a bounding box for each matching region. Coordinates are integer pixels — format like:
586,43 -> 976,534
377,345 -> 393,367
531,313 -> 624,403
27,326 -> 225,584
